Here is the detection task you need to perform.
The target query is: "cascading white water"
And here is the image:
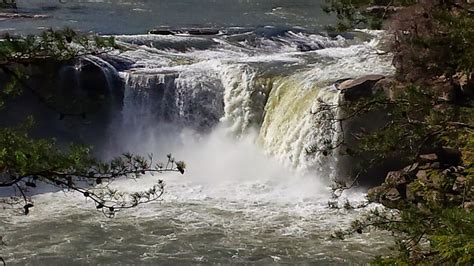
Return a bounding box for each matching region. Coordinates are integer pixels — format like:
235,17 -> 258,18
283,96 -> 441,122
219,64 -> 271,135
259,78 -> 341,174
0,29 -> 396,265
108,30 -> 394,179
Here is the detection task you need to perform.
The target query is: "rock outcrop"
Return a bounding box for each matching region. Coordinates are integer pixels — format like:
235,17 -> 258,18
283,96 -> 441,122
0,57 -> 123,151
367,148 -> 473,210
335,74 -> 405,185
337,74 -> 385,101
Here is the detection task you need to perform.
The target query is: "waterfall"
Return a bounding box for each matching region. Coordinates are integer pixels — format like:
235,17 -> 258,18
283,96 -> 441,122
258,75 -> 341,175
80,55 -> 123,98
2,6 -> 404,260
94,30 -> 395,180
120,68 -> 225,132
219,64 -> 270,135
115,65 -> 344,178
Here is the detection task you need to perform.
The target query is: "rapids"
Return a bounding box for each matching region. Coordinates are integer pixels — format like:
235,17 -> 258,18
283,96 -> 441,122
1,25 -> 395,264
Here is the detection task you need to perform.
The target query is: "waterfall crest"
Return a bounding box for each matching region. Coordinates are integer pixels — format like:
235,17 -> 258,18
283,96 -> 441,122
91,29 -> 395,179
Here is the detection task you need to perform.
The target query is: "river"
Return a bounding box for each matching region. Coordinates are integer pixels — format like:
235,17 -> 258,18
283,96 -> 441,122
0,1 -> 395,264
1,0 -> 333,34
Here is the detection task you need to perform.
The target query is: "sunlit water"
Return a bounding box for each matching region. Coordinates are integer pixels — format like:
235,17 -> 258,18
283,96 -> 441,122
0,2 -> 397,264
1,0 -> 333,34
1,128 -> 391,265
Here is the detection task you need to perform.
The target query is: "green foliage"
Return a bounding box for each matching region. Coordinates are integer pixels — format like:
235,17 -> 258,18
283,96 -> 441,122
323,0 -> 416,31
0,28 -> 116,63
335,75 -> 474,263
334,206 -> 474,264
0,119 -> 92,175
324,0 -> 474,81
0,29 -> 118,116
412,7 -> 474,77
349,85 -> 474,169
430,209 -> 474,264
0,118 -> 185,216
325,1 -> 474,264
0,28 -> 184,218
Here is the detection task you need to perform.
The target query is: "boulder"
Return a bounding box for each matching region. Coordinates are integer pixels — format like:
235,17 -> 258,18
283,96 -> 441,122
403,162 -> 419,176
297,43 -> 313,52
365,5 -> 404,17
385,171 -> 406,186
368,183 -> 407,207
385,188 -> 402,201
416,170 -> 429,182
186,28 -> 220,35
297,43 -> 317,52
380,163 -> 419,187
149,29 -> 176,35
337,75 -> 385,101
367,185 -> 388,202
420,148 -> 462,166
464,202 -> 474,211
419,153 -> 438,162
452,175 -> 467,193
381,188 -> 403,208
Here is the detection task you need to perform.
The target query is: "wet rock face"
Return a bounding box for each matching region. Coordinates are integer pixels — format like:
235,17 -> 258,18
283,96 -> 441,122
333,74 -> 466,188
367,148 -> 473,211
0,57 -> 124,152
55,57 -> 124,108
77,60 -> 110,97
335,74 -> 405,186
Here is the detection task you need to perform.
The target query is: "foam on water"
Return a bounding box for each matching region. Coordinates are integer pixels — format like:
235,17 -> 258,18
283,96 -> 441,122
1,30 -> 395,264
1,125 -> 386,264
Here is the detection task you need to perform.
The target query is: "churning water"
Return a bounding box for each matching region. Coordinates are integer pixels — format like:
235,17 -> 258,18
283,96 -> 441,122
1,127 -> 390,264
0,2 -> 396,264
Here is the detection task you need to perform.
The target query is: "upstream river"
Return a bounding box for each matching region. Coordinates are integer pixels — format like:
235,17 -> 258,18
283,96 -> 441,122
1,0 -> 333,34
